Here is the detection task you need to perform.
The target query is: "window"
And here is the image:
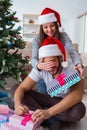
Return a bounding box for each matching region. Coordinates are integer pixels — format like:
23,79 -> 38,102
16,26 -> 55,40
76,12 -> 87,53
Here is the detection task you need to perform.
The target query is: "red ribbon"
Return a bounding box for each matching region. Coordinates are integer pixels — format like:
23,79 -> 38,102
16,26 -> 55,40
21,112 -> 32,126
56,73 -> 66,86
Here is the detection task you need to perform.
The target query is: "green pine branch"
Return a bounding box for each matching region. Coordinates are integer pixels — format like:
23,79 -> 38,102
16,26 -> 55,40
0,0 -> 29,89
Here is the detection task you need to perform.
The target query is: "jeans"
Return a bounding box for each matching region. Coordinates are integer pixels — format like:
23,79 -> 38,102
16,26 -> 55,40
37,79 -> 47,94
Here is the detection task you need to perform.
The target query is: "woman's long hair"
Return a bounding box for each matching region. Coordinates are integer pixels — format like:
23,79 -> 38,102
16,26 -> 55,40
39,22 -> 61,47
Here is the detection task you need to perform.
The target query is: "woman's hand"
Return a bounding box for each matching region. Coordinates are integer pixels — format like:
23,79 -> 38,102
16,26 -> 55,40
14,104 -> 29,115
31,109 -> 50,123
75,64 -> 84,79
37,59 -> 57,71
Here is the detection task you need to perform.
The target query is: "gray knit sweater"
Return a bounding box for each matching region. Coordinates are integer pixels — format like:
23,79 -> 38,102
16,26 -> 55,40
30,32 -> 82,68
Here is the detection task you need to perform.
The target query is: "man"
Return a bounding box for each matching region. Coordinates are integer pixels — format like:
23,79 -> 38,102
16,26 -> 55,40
14,37 -> 86,130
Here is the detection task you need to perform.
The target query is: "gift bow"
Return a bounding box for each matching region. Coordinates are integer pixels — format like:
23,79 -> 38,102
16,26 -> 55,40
56,73 -> 66,86
21,112 -> 32,126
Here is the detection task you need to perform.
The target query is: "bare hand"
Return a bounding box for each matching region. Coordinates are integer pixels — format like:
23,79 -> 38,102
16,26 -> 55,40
75,64 -> 84,79
37,59 -> 57,71
31,109 -> 50,123
14,104 -> 29,115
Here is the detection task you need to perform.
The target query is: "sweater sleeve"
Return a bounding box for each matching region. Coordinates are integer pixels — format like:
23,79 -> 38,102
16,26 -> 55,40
30,35 -> 40,69
60,32 -> 82,66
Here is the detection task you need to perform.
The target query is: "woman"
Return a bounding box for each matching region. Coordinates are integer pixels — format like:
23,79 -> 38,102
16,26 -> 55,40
30,7 -> 84,93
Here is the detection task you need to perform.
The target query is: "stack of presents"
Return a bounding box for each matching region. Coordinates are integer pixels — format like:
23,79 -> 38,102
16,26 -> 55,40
0,104 -> 43,130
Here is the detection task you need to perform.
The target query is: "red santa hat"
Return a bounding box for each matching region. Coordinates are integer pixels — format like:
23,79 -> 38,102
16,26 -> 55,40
39,37 -> 68,68
38,7 -> 64,32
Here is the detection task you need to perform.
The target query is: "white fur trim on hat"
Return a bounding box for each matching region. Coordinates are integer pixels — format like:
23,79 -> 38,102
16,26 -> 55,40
59,27 -> 64,32
61,61 -> 68,68
39,44 -> 62,59
38,13 -> 57,25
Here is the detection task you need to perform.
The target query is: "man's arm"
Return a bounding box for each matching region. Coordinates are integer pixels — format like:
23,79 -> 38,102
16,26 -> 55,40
47,79 -> 84,117
14,76 -> 36,115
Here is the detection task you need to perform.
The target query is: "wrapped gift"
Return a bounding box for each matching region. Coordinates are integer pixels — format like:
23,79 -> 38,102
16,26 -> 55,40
1,122 -> 43,130
0,109 -> 14,127
0,119 -> 7,127
9,111 -> 43,130
0,109 -> 13,121
47,69 -> 81,97
1,122 -> 23,130
0,104 -> 9,114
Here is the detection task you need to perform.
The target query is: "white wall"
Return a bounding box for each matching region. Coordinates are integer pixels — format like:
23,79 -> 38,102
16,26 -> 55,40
11,0 -> 87,43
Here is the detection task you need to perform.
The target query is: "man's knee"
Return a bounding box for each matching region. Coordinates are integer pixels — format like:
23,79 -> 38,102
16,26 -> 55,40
70,102 -> 86,121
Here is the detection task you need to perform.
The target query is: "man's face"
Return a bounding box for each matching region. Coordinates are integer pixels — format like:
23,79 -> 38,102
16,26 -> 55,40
43,56 -> 59,75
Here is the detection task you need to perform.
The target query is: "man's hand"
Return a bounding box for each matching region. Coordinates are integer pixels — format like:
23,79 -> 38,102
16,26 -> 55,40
14,104 -> 29,115
31,109 -> 50,123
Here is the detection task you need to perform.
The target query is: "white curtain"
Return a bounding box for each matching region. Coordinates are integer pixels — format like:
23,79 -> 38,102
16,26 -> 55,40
84,15 -> 87,52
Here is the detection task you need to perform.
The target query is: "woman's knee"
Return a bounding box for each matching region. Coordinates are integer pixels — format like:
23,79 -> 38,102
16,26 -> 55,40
37,80 -> 47,94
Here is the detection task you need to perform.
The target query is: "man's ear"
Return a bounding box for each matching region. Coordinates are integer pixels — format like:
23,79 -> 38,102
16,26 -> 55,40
58,56 -> 63,62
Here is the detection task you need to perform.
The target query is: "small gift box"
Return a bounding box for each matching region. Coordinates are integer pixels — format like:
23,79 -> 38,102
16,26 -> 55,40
0,104 -> 9,114
0,109 -> 14,127
0,120 -> 7,127
47,69 -> 81,97
9,110 -> 43,130
0,109 -> 14,121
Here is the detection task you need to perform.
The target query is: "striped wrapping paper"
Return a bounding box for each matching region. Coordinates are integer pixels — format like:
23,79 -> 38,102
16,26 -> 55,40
1,122 -> 43,130
47,69 -> 81,97
7,110 -> 43,130
1,122 -> 23,130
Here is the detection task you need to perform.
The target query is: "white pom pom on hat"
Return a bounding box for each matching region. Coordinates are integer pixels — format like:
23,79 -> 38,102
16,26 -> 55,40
39,36 -> 68,68
61,61 -> 68,68
38,7 -> 64,32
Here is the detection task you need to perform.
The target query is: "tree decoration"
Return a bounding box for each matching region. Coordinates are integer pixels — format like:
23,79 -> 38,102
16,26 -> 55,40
16,34 -> 22,39
12,16 -> 18,22
17,26 -> 22,31
7,21 -> 12,25
6,41 -> 12,48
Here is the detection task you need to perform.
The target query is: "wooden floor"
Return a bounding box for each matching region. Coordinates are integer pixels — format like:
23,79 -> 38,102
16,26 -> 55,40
44,90 -> 87,130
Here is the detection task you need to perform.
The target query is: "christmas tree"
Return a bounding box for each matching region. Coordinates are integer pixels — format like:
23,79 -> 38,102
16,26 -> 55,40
0,0 -> 29,88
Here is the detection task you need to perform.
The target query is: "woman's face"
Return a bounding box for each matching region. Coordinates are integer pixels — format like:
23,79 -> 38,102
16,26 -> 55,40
42,22 -> 56,36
